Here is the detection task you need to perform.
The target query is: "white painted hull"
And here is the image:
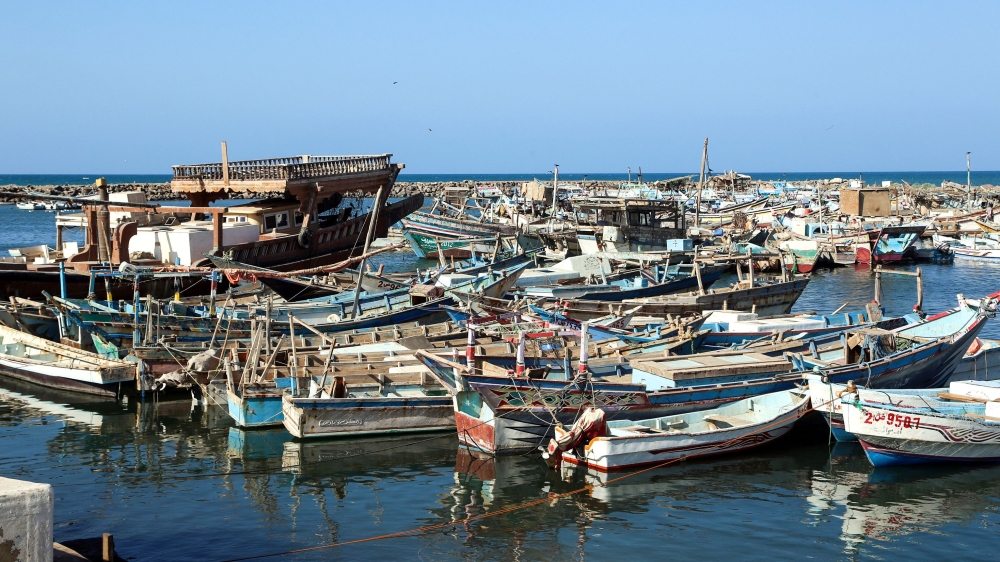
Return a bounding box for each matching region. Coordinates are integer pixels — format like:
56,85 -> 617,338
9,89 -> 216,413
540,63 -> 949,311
844,399 -> 1000,464
562,391 -> 809,471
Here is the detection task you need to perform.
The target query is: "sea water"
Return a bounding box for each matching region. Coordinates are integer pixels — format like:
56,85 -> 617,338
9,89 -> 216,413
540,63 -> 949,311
3,204 -> 1000,559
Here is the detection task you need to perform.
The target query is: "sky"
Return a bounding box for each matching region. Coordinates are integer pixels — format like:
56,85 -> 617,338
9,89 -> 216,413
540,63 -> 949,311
1,1 -> 998,174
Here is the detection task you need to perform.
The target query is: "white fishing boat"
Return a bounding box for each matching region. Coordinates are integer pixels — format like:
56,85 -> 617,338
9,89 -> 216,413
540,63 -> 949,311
952,247 -> 1000,261
805,375 -> 855,442
15,202 -> 44,211
546,389 -> 809,471
843,380 -> 1000,466
0,324 -> 135,398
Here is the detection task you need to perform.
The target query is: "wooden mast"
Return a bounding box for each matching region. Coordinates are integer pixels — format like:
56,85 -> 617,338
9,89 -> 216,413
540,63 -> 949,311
695,138 -> 708,229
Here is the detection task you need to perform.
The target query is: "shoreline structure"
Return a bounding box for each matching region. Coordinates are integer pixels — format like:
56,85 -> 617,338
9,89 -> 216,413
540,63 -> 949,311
1,178 -> 998,205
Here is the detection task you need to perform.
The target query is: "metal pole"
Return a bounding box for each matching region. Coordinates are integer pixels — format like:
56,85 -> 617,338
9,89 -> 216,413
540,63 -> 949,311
59,262 -> 67,300
695,138 -> 708,229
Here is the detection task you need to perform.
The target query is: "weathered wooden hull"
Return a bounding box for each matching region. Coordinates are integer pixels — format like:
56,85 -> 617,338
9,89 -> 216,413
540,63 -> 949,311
281,393 -> 455,438
0,359 -> 128,398
0,325 -> 135,398
212,194 -> 424,271
560,278 -> 812,320
227,388 -> 285,428
0,269 -> 226,301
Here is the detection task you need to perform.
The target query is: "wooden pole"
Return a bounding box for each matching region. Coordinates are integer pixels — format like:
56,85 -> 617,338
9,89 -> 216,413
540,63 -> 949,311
351,185 -> 385,319
221,141 -> 230,187
874,267 -> 882,306
967,152 -> 972,207
144,295 -> 154,345
694,262 -> 705,295
551,164 -> 560,217
288,312 -> 298,379
746,248 -> 755,286
916,267 -> 923,311
695,138 -> 708,229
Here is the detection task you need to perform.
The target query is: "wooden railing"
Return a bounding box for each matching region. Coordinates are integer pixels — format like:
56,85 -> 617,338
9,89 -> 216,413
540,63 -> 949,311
171,154 -> 393,181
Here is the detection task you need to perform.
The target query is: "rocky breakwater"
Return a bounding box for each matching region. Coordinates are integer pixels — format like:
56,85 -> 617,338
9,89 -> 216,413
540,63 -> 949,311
0,182 -> 175,203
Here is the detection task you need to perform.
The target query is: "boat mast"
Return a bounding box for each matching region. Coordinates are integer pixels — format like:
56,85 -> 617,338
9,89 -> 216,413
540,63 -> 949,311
550,164 -> 559,217
967,151 -> 972,208
695,138 -> 708,228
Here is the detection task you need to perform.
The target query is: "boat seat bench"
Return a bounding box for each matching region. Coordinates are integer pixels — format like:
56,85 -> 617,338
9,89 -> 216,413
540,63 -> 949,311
702,414 -> 750,427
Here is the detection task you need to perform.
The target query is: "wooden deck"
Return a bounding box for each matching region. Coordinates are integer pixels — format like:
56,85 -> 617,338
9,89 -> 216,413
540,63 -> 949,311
171,153 -> 402,203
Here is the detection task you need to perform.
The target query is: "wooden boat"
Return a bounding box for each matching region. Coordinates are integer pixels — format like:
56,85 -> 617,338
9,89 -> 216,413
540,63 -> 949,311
842,380 -> 1000,466
403,231 -> 513,259
68,263 -> 528,349
519,264 -> 725,302
548,389 -> 809,471
855,225 -> 925,264
807,338 -> 1000,442
281,373 -> 454,439
400,210 -> 517,240
948,337 -> 1000,383
416,349 -> 653,454
553,275 -> 811,320
632,294 -> 990,420
0,324 -> 134,398
952,246 -> 1000,261
697,308 -> 883,349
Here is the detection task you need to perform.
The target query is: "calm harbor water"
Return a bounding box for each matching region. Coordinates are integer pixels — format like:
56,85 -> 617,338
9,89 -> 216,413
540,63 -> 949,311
4,203 -> 1000,559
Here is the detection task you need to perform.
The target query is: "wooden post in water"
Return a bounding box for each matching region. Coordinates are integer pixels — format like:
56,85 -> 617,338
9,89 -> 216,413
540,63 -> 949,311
351,185 -> 385,319
102,533 -> 115,562
916,267 -> 923,312
874,267 -> 882,306
695,138 -> 708,229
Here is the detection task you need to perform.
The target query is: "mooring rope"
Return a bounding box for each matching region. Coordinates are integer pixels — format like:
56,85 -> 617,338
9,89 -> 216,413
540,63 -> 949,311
219,396 -> 832,561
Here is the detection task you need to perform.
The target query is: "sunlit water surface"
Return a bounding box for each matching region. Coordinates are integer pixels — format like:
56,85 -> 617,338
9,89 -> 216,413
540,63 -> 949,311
3,201 -> 1000,560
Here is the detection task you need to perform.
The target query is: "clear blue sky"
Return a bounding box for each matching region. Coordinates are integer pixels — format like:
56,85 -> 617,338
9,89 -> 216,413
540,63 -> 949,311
1,2 -> 997,174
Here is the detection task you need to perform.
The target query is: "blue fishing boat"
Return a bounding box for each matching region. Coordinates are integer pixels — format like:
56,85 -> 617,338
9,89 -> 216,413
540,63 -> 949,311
519,264 -> 725,302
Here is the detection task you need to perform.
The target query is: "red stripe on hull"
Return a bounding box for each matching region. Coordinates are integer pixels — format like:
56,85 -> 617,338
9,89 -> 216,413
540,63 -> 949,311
455,410 -> 496,453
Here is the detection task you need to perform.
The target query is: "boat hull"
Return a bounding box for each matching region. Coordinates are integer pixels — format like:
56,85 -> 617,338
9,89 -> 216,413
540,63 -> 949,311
0,358 -> 128,398
281,394 -> 455,438
562,394 -> 809,471
227,389 -> 284,428
845,401 -> 1000,466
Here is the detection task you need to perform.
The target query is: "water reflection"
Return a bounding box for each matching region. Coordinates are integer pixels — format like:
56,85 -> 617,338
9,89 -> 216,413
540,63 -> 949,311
809,442 -> 1000,553
3,353 -> 1000,559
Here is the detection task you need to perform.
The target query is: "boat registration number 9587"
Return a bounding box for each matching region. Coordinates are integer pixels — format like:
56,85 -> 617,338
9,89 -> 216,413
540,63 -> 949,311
864,410 -> 921,430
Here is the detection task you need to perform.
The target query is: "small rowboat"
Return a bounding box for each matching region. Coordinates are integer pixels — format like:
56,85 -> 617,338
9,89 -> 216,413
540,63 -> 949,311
548,389 -> 809,471
952,247 -> 1000,261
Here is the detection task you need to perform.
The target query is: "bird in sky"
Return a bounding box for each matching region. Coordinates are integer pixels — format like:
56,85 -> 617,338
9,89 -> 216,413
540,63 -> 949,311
428,128 -> 432,132
393,81 -> 398,84
826,125 -> 835,130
